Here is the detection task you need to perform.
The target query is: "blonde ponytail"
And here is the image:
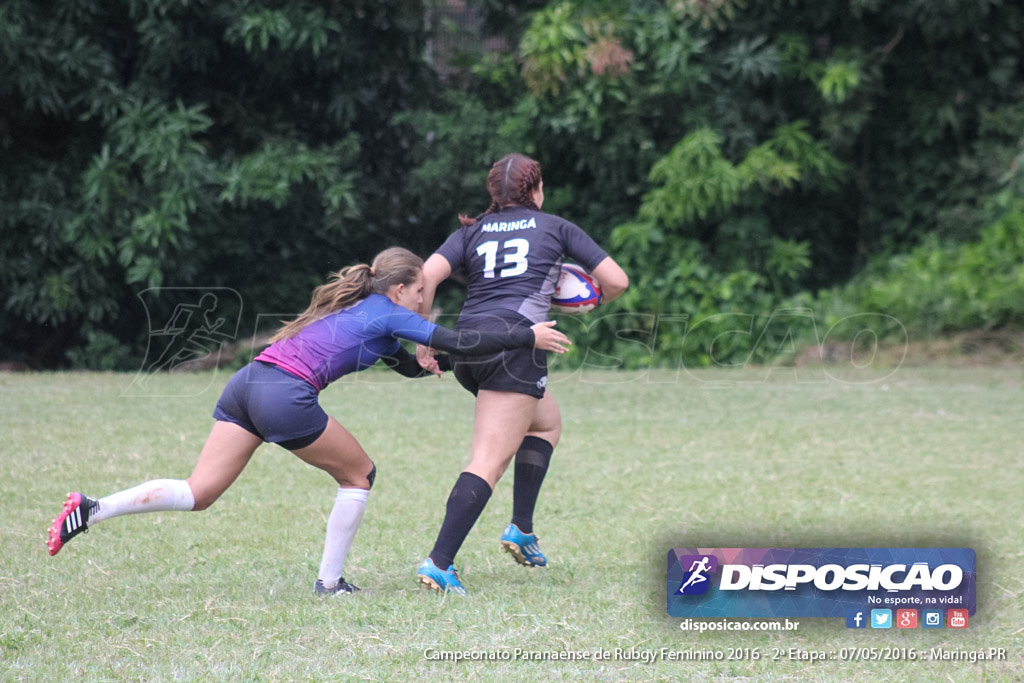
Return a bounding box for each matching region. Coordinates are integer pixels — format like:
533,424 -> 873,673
271,247 -> 423,342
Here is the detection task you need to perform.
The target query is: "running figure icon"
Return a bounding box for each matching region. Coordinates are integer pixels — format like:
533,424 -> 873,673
678,556 -> 712,593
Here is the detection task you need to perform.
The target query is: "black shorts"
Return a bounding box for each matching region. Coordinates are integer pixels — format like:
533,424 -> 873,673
212,361 -> 328,450
450,315 -> 548,399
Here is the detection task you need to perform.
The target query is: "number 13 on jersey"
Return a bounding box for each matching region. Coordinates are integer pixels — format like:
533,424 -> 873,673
477,239 -> 530,278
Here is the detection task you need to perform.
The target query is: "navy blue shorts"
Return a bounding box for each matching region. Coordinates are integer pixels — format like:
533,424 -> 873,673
212,361 -> 328,450
450,316 -> 548,399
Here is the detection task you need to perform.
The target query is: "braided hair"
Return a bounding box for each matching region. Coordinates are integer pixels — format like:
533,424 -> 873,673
459,153 -> 543,227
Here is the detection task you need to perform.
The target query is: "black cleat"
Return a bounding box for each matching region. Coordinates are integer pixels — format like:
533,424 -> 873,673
314,578 -> 360,595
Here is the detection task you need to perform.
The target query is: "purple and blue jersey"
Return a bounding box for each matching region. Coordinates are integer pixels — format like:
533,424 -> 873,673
255,294 -> 437,391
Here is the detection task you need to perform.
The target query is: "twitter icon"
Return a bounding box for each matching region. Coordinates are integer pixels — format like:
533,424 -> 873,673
870,609 -> 892,629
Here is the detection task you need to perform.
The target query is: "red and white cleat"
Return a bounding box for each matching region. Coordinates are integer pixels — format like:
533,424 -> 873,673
47,492 -> 96,556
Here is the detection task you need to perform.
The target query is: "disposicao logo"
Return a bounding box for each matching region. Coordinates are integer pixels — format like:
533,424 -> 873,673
667,548 -> 976,619
674,555 -> 718,595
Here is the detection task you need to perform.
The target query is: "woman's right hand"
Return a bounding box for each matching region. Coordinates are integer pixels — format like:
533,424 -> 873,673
530,321 -> 571,354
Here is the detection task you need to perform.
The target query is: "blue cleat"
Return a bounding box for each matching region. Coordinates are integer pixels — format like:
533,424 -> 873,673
499,523 -> 547,567
417,558 -> 467,595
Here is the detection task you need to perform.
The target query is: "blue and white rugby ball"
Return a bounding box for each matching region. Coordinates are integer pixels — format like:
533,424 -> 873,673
551,263 -> 602,314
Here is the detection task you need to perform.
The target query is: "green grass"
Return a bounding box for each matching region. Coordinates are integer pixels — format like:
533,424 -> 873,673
2,366 -> 1022,681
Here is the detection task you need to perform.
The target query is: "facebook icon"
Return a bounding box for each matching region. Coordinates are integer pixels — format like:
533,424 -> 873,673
845,609 -> 867,629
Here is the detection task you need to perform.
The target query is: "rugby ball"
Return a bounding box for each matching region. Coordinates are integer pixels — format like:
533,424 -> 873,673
551,263 -> 602,314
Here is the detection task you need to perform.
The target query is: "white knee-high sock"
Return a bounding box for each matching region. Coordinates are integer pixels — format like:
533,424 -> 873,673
89,479 -> 196,525
318,487 -> 369,588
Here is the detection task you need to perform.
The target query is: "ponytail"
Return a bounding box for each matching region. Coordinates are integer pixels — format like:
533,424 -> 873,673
271,247 -> 424,341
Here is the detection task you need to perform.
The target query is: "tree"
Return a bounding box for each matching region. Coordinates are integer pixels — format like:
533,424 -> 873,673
402,0 -> 1024,366
1,0 -> 432,368
4,0 -> 1022,369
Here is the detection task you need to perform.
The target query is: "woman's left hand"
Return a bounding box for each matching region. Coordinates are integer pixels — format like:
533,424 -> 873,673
416,344 -> 443,375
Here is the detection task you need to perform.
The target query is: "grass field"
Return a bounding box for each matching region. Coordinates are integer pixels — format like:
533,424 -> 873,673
2,364 -> 1022,681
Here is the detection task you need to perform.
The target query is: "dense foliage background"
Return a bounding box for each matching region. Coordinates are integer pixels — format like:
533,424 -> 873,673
2,0 -> 1022,369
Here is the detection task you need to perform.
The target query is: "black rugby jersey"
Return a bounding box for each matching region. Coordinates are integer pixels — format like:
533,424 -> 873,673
435,205 -> 608,323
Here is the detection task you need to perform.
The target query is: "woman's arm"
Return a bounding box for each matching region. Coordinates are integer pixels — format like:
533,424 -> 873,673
416,253 -> 454,373
427,321 -> 570,356
590,256 -> 629,304
418,253 -> 453,318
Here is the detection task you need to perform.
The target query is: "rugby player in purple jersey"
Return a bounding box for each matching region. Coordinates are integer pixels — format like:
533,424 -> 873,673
47,247 -> 569,596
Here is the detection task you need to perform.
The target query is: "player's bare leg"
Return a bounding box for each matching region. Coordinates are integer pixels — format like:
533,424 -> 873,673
292,417 -> 375,595
47,421 -> 260,556
419,390 -> 538,593
187,420 -> 263,510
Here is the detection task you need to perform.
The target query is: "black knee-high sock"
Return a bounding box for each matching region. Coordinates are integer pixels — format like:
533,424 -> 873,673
511,436 -> 554,535
429,472 -> 493,570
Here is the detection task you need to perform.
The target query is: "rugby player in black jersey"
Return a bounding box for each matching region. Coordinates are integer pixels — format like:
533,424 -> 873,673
415,153 -> 629,594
